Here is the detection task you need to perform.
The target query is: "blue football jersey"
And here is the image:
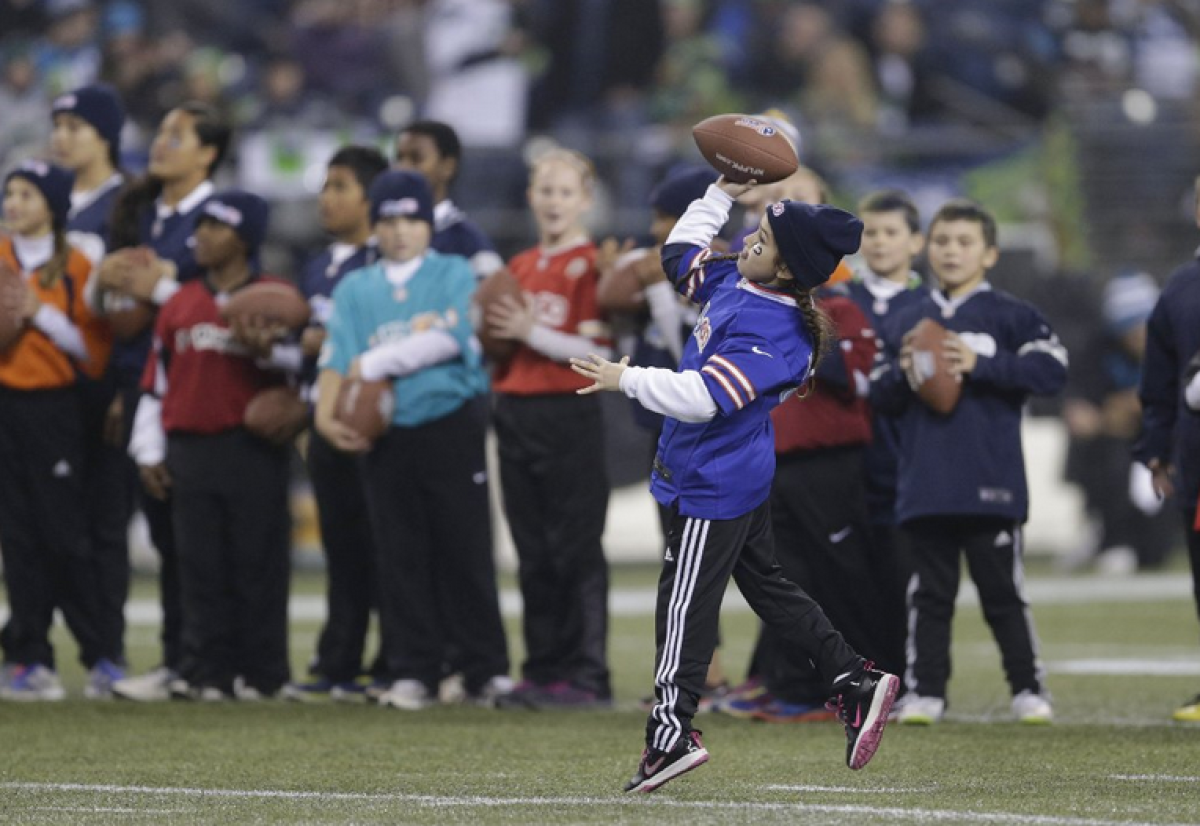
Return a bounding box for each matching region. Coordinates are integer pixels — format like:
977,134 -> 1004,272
653,244 -> 815,519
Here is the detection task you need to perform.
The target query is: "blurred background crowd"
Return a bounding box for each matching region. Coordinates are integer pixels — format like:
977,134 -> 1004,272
3,0 -> 1199,571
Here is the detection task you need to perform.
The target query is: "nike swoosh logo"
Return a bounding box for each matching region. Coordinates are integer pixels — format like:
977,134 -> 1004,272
644,755 -> 666,776
851,707 -> 863,727
829,526 -> 852,543
751,345 -> 773,358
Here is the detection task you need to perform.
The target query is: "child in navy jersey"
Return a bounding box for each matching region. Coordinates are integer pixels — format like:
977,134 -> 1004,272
284,145 -> 387,701
130,190 -> 292,700
871,199 -> 1067,726
393,120 -> 504,281
49,83 -> 132,697
102,102 -> 233,702
572,177 -> 899,792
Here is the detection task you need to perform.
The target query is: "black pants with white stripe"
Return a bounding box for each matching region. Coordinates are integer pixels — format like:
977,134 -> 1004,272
902,516 -> 1045,702
646,500 -> 862,752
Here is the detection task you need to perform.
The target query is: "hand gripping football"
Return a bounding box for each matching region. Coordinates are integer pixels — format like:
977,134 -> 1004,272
0,259 -> 25,351
906,317 -> 962,415
221,282 -> 311,330
244,386 -> 309,445
472,268 -> 523,363
692,114 -> 799,185
334,377 -> 394,442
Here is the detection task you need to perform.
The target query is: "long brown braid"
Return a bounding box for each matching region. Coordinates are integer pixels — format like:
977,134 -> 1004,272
39,227 -> 70,290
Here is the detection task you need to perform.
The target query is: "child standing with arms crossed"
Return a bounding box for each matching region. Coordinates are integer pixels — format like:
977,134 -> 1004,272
487,149 -> 614,708
572,177 -> 898,791
871,199 -> 1067,725
0,161 -> 112,699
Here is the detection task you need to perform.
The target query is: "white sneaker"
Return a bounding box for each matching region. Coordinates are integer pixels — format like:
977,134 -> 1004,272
897,695 -> 945,725
1012,690 -> 1053,724
112,666 -> 176,702
379,679 -> 432,711
438,672 -> 466,705
471,674 -> 516,708
0,664 -> 66,701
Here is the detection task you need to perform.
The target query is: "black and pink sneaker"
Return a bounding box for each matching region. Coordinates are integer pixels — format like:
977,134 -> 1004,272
624,730 -> 709,793
828,666 -> 899,770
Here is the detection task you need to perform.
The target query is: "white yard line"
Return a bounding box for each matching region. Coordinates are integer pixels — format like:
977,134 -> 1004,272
1,782 -> 1195,826
1110,775 -> 1200,783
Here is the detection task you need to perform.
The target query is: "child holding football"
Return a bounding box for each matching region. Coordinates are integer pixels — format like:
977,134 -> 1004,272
871,199 -> 1067,725
316,170 -> 510,710
486,149 -> 614,709
571,176 -> 898,791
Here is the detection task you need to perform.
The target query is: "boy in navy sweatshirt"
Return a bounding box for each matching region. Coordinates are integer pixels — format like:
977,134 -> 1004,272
871,199 -> 1067,725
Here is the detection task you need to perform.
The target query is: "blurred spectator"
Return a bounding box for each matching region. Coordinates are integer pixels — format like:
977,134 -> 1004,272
649,0 -> 744,128
0,41 -> 51,171
524,0 -> 665,228
0,0 -> 48,38
867,0 -> 944,134
290,0 -> 394,124
748,4 -> 878,138
1125,0 -> 1200,100
1056,0 -> 1134,95
1062,271 -> 1179,573
422,0 -> 527,150
33,0 -> 103,97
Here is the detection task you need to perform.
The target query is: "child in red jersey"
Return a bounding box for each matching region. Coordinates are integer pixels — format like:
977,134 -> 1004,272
487,148 -> 613,708
130,190 -> 292,700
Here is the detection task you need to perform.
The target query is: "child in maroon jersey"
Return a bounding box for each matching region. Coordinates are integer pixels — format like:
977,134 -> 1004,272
130,190 -> 292,700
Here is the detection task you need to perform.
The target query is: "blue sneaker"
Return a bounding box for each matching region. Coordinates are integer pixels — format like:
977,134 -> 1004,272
282,675 -> 337,701
85,658 -> 126,699
1,664 -> 66,701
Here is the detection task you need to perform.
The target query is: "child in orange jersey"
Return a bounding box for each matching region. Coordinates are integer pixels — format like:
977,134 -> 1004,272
487,149 -> 613,708
0,161 -> 112,700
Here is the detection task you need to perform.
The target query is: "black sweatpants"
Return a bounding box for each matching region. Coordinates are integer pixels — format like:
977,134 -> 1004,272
130,388 -> 184,672
363,400 -> 509,694
757,448 -> 904,704
646,500 -> 862,752
77,374 -> 134,664
494,392 -> 611,696
0,387 -> 103,668
1181,509 -> 1200,634
902,516 -> 1045,701
307,431 -> 378,683
168,430 -> 292,693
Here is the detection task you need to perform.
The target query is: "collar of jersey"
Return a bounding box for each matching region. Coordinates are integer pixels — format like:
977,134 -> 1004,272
383,253 -> 427,287
538,236 -> 591,258
69,173 -> 124,218
738,277 -> 798,307
434,199 -> 463,233
857,268 -> 922,299
932,280 -> 992,314
155,180 -> 214,221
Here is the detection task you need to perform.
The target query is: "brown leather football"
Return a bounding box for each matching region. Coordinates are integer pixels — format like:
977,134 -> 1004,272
244,386 -> 310,445
907,317 -> 962,415
0,260 -> 25,352
221,281 -> 311,330
472,267 -> 523,363
597,246 -> 657,314
692,113 -> 799,185
334,377 -> 394,442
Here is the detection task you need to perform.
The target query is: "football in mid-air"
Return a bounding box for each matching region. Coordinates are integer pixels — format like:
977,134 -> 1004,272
692,114 -> 799,185
243,386 -> 309,445
221,281 -> 311,330
0,260 -> 25,351
334,377 -> 393,442
472,268 -> 524,363
907,317 -> 962,415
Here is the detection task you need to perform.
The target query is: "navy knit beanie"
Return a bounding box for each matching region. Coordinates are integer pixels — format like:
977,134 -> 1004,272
52,84 -> 125,157
369,170 -> 435,226
5,160 -> 75,229
200,190 -> 270,255
766,201 -> 862,291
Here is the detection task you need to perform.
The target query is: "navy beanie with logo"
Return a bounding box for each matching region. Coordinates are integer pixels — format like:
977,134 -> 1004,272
369,169 -> 434,226
5,160 -> 75,229
650,166 -> 718,219
766,201 -> 863,291
52,84 -> 125,156
200,190 -> 270,255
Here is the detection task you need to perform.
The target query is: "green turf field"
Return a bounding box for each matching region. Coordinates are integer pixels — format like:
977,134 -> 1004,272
1,564 -> 1199,825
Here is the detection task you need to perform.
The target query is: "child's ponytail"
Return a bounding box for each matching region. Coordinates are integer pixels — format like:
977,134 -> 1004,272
39,227 -> 70,290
